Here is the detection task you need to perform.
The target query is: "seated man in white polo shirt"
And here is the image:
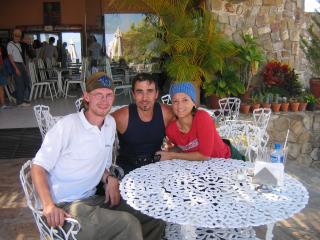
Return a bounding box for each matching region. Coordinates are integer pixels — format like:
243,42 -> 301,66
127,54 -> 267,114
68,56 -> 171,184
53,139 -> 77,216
31,72 -> 143,240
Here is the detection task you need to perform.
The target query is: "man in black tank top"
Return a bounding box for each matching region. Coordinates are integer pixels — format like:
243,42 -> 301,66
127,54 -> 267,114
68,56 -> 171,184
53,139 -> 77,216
110,73 -> 174,240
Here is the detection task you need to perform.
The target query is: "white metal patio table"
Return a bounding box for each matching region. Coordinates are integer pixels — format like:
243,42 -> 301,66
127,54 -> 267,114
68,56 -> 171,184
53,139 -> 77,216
120,158 -> 309,240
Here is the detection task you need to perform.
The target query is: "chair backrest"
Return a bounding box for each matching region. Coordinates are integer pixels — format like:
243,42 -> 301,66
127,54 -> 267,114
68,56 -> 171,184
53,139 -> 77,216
218,97 -> 241,122
252,108 -> 272,132
28,61 -> 39,84
75,98 -> 83,112
33,105 -> 57,139
104,57 -> 113,78
161,94 -> 172,105
37,58 -> 49,82
114,85 -> 132,103
217,120 -> 263,162
20,160 -> 81,239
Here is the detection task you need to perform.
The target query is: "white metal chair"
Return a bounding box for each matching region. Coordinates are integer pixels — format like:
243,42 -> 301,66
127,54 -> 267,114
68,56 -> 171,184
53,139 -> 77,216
218,97 -> 241,123
161,94 -> 172,105
252,108 -> 271,133
33,105 -> 61,139
64,59 -> 87,98
217,120 -> 263,162
29,62 -> 56,101
20,160 -> 81,240
253,108 -> 272,149
114,85 -> 133,103
75,98 -> 83,112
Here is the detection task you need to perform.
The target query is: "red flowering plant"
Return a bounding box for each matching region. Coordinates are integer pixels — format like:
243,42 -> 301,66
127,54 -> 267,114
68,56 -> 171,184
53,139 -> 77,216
262,61 -> 290,86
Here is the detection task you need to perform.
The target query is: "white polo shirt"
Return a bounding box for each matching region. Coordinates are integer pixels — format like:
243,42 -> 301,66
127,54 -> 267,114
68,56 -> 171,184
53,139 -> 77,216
33,110 -> 116,203
7,41 -> 24,63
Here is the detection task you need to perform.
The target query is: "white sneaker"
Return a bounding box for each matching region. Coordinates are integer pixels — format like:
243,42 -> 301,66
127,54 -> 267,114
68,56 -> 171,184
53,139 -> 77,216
1,105 -> 8,109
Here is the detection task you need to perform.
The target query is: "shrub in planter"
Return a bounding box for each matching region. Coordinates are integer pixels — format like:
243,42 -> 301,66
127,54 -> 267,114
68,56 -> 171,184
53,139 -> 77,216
305,94 -> 319,111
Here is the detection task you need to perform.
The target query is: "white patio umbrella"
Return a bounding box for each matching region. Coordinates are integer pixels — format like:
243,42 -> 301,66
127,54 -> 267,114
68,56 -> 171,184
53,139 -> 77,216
110,27 -> 123,59
67,39 -> 78,63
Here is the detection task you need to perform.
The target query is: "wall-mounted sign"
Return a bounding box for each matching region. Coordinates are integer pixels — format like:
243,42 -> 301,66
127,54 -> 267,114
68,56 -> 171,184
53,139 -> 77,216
43,2 -> 61,25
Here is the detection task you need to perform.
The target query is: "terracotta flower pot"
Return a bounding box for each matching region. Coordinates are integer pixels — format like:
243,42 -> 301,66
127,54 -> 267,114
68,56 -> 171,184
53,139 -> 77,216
290,102 -> 300,112
251,103 -> 261,112
271,103 -> 281,112
310,78 -> 320,98
240,103 -> 251,114
261,103 -> 271,109
281,102 -> 289,112
206,95 -> 220,109
298,102 -> 307,111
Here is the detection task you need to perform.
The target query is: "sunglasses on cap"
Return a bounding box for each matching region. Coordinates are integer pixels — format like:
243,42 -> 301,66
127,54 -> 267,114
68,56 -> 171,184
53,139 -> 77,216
97,75 -> 112,88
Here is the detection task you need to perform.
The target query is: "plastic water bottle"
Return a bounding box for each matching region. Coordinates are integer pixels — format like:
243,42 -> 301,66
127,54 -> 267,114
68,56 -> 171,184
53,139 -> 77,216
270,143 -> 284,163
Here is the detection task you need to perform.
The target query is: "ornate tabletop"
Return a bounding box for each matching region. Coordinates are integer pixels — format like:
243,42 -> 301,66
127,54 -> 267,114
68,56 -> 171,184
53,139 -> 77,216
120,158 -> 309,230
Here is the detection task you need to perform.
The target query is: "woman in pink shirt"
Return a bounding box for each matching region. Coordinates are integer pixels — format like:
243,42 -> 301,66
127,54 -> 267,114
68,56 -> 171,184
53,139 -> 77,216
156,82 -> 233,161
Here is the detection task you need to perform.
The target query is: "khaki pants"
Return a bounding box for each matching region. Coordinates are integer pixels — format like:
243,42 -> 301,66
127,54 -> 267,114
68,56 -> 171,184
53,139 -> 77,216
61,196 -> 143,240
114,199 -> 166,240
61,196 -> 165,240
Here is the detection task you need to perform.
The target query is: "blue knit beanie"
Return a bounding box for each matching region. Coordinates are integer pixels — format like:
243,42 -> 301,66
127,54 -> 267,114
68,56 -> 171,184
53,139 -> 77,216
169,82 -> 196,103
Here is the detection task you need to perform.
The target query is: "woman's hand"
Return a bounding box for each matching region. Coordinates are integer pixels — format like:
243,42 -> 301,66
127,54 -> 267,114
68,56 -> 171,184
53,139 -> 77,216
156,150 -> 174,161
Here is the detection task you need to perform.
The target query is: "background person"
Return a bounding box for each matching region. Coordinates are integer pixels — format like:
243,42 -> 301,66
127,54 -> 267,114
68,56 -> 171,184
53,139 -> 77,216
42,36 -> 58,60
0,45 -> 8,109
7,29 -> 30,107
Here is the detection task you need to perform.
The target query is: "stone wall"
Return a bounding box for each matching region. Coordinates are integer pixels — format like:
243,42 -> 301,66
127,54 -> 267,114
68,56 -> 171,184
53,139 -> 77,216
266,111 -> 320,165
206,0 -> 312,86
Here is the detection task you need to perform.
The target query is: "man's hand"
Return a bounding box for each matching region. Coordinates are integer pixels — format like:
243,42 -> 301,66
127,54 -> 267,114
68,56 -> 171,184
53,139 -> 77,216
105,176 -> 120,207
15,67 -> 21,76
43,203 -> 71,227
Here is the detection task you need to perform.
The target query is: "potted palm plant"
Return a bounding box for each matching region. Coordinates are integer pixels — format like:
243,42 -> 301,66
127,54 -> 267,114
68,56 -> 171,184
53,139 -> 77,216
235,34 -> 266,102
108,0 -> 237,105
301,9 -> 320,98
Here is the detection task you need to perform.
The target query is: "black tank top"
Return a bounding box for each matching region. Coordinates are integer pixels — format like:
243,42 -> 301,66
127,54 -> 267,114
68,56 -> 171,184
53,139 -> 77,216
117,102 -> 165,173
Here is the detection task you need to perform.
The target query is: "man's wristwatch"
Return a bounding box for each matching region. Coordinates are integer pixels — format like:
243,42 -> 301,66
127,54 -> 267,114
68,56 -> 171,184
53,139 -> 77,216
108,164 -> 124,181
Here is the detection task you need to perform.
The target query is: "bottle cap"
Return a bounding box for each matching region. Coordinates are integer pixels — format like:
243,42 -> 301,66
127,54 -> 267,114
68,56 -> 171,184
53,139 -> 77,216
275,143 -> 282,149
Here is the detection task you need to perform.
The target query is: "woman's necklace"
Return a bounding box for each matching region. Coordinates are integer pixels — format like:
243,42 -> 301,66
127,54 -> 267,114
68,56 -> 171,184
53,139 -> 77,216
177,121 -> 191,134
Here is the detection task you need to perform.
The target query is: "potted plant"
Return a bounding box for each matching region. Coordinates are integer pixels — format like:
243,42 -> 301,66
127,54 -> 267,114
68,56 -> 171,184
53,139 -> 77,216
305,93 -> 319,111
240,101 -> 251,114
301,10 -> 320,98
271,94 -> 281,112
289,97 -> 300,112
251,94 -> 261,111
298,91 -> 308,111
203,63 -> 245,108
113,0 -> 237,105
260,93 -> 271,109
281,97 -> 289,112
235,34 -> 265,102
